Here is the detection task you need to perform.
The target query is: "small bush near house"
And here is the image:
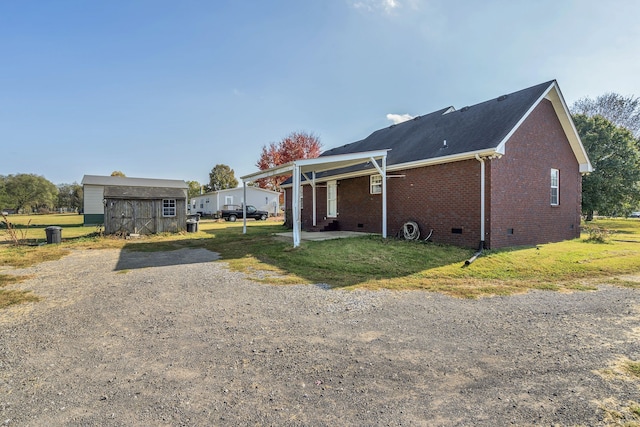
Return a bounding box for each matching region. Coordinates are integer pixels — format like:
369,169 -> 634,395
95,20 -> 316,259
583,224 -> 613,243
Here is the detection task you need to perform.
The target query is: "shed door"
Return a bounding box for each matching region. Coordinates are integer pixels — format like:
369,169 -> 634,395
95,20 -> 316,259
133,200 -> 156,234
106,200 -> 135,235
327,181 -> 337,218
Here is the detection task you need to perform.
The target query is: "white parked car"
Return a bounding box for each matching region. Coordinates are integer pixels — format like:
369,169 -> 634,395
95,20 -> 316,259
630,211 -> 640,218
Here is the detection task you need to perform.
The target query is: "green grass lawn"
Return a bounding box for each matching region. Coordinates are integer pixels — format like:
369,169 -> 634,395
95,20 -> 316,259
1,213 -> 98,242
2,214 -> 640,307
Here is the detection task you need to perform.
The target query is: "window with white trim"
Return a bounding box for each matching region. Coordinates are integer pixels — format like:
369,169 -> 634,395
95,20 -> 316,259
550,169 -> 559,205
163,199 -> 177,217
370,174 -> 382,194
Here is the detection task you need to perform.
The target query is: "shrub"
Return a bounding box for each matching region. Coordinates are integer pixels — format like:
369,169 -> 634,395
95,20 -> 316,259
583,225 -> 613,243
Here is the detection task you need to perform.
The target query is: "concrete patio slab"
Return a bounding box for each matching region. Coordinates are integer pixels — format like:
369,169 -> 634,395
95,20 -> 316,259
274,230 -> 377,242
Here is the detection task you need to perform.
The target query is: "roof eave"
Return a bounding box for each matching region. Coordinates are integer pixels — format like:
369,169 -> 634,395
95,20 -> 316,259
545,82 -> 594,172
241,150 -> 390,183
280,148 -> 500,188
389,149 -> 502,172
495,81 -> 593,173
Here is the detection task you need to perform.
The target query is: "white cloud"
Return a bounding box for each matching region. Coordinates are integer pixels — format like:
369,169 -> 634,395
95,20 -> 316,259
386,113 -> 414,124
349,0 -> 401,14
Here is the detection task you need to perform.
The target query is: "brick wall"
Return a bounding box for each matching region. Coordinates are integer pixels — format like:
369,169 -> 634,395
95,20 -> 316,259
323,161 -> 482,248
487,99 -> 582,248
284,185 -> 328,229
284,99 -> 582,249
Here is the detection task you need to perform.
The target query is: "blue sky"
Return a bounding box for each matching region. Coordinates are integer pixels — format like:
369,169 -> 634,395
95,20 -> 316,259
2,0 -> 639,186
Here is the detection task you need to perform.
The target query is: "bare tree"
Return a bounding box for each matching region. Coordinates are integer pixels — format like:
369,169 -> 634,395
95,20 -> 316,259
572,93 -> 640,138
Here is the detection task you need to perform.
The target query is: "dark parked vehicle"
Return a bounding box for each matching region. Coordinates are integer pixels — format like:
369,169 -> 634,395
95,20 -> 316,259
220,205 -> 269,222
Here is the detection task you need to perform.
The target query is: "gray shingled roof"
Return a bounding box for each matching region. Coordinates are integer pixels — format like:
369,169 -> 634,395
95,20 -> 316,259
103,186 -> 187,200
321,80 -> 554,171
81,175 -> 188,188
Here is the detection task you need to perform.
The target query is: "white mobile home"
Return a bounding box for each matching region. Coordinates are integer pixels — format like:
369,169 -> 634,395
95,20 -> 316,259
190,187 -> 281,217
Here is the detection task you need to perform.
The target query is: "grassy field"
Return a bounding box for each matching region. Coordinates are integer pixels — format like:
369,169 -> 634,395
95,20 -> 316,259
2,214 -> 640,307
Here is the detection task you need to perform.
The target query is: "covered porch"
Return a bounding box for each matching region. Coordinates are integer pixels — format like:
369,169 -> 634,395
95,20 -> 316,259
241,150 -> 389,247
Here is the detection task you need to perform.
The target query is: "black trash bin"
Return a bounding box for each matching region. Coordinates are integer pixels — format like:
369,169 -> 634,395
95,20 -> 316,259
45,226 -> 62,244
186,220 -> 198,233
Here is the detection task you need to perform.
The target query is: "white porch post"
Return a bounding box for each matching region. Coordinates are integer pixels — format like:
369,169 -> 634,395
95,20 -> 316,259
242,182 -> 247,234
381,155 -> 387,239
371,155 -> 388,239
312,171 -> 317,226
292,165 -> 301,247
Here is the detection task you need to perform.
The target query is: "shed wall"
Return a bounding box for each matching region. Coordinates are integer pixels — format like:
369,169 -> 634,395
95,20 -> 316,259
104,199 -> 187,235
83,185 -> 104,215
83,185 -> 105,225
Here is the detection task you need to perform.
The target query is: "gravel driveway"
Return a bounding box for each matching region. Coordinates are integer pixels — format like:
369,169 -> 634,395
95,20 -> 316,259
1,248 -> 639,426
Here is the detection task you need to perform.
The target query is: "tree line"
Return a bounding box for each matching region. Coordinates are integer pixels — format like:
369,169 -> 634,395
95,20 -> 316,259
0,175 -> 82,214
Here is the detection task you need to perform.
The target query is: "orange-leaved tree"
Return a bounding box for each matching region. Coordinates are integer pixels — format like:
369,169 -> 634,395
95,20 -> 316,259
255,131 -> 322,192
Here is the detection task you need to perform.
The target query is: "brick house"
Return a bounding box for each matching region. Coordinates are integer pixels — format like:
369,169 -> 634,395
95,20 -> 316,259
245,80 -> 592,249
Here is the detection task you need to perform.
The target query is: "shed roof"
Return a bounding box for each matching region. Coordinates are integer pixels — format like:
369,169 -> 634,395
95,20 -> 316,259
103,186 -> 187,200
81,175 -> 188,188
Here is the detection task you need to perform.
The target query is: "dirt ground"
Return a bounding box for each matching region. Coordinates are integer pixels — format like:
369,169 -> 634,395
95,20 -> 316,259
1,248 -> 640,426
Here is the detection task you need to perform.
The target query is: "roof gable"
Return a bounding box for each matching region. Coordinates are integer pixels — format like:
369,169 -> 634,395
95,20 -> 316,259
320,80 -> 591,175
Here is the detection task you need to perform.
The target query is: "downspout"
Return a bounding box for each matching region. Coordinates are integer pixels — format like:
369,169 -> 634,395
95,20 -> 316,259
466,155 -> 486,265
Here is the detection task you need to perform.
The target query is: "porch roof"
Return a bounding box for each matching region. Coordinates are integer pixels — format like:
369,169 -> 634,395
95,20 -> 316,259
240,149 -> 390,183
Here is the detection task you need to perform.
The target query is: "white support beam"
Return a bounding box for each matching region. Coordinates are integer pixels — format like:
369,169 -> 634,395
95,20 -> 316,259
242,182 -> 247,234
312,172 -> 317,226
370,155 -> 388,239
292,165 -> 301,247
381,156 -> 387,238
